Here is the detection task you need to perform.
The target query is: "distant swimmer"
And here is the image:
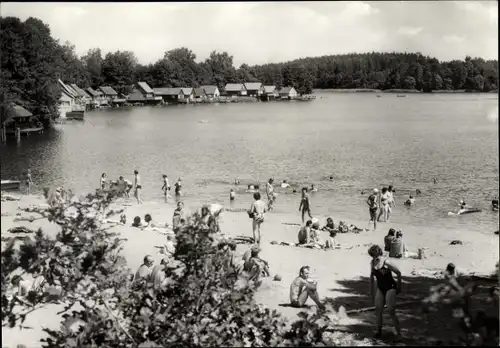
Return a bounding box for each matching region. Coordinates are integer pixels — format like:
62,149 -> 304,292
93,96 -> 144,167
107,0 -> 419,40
229,189 -> 236,201
416,189 -> 422,195
329,176 -> 334,181
361,190 -> 365,195
310,184 -> 318,192
433,178 -> 438,184
281,180 -> 291,189
234,179 -> 240,185
404,195 -> 415,206
492,198 -> 499,211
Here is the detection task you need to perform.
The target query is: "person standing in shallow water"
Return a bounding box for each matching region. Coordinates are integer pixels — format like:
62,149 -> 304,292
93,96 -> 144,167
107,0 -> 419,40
367,188 -> 379,230
248,192 -> 266,244
25,169 -> 33,195
161,174 -> 171,202
266,178 -> 276,211
299,187 -> 313,223
174,177 -> 183,197
368,244 -> 402,340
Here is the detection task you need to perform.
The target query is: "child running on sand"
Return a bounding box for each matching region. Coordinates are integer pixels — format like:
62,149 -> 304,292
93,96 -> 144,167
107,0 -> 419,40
289,266 -> 325,310
368,245 -> 402,340
299,187 -> 313,223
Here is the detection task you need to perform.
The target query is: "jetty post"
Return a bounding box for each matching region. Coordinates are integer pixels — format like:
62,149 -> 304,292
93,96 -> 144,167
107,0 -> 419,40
15,127 -> 21,143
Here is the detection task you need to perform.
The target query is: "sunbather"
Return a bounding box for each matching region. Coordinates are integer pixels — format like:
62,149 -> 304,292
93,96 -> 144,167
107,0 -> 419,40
289,266 -> 325,310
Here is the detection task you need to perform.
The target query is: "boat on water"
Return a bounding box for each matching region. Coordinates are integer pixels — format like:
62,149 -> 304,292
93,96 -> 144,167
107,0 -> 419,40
397,94 -> 407,98
66,110 -> 85,120
1,180 -> 21,191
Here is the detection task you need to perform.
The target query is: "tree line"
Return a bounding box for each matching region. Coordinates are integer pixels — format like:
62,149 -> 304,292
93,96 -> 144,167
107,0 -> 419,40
1,16 -> 498,122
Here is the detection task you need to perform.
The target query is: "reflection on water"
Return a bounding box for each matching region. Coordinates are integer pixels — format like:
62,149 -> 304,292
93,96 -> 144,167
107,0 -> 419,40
1,93 -> 498,233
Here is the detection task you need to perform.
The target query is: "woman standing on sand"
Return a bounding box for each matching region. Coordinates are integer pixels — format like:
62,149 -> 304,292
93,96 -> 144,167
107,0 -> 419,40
368,244 -> 402,340
248,192 -> 266,244
377,187 -> 390,222
367,188 -> 379,230
266,178 -> 276,211
100,173 -> 107,190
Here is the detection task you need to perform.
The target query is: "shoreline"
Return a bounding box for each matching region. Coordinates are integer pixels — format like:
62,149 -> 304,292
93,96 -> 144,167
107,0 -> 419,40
314,88 -> 498,94
2,193 -> 499,346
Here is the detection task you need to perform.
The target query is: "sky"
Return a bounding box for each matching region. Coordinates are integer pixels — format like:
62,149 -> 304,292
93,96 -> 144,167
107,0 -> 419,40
1,1 -> 498,67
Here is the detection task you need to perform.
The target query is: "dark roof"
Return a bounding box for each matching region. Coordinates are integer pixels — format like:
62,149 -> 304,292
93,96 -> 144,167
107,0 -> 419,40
127,90 -> 145,102
10,104 -> 33,118
99,86 -> 118,96
137,81 -> 154,94
201,85 -> 218,95
278,86 -> 295,94
193,88 -> 206,97
58,79 -> 78,98
244,82 -> 263,91
154,87 -> 183,96
86,87 -> 99,97
225,83 -> 245,92
70,84 -> 90,98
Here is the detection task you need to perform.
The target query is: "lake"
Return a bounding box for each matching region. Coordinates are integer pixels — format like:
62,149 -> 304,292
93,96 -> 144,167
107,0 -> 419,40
1,92 -> 498,234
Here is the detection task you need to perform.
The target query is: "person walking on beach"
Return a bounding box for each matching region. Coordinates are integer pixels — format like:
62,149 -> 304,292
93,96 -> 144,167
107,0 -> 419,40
100,173 -> 107,191
367,188 -> 379,230
248,192 -> 266,244
174,177 -> 183,197
299,187 -> 313,223
368,245 -> 402,340
25,169 -> 33,195
289,266 -> 325,310
161,174 -> 171,202
266,178 -> 276,211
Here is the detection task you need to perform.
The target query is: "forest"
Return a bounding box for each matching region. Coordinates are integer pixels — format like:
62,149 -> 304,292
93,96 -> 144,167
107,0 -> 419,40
1,16 -> 498,122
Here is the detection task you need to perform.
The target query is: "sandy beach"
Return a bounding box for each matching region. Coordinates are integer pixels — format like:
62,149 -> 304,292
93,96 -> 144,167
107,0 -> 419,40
2,193 -> 498,346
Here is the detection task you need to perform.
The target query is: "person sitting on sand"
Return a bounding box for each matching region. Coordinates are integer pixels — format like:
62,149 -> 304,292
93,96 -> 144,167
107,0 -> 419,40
289,266 -> 325,310
338,220 -> 349,233
243,245 -> 270,283
368,245 -> 402,339
404,195 -> 415,206
321,217 -> 336,233
173,201 -> 186,230
150,258 -> 168,290
132,216 -> 146,228
134,255 -> 154,282
384,228 -> 396,252
143,214 -> 167,229
298,220 -> 313,245
389,230 -> 408,258
281,180 -> 291,188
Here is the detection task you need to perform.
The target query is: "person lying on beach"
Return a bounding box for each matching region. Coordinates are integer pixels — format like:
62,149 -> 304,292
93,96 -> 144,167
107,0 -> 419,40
289,266 -> 325,310
281,180 -> 291,188
142,214 -> 169,229
1,193 -> 21,201
404,195 -> 415,206
101,214 -> 127,226
134,255 -> 154,282
384,228 -> 396,252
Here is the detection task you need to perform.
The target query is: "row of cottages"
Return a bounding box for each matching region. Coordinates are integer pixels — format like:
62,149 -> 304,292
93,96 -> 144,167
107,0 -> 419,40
128,82 -> 163,105
223,82 -> 298,99
153,85 -> 221,103
57,79 -> 85,118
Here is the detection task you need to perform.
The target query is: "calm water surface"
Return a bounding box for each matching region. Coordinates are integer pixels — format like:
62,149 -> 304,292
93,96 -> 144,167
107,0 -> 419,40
1,92 -> 498,234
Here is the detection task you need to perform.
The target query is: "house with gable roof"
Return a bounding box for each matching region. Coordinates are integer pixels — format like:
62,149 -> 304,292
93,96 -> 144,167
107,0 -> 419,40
180,88 -> 194,102
244,82 -> 264,97
201,85 -> 220,99
153,87 -> 185,103
277,86 -> 298,100
224,83 -> 247,97
99,86 -> 118,105
128,82 -> 162,105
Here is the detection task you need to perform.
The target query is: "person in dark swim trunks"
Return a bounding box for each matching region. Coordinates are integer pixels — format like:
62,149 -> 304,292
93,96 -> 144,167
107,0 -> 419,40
368,245 -> 402,339
299,187 -> 313,223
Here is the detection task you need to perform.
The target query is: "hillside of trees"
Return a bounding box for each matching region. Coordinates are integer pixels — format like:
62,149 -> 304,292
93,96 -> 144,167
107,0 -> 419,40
1,16 -> 498,122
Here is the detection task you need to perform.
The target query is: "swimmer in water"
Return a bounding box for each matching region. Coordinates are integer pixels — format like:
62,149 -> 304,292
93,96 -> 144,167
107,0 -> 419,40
329,176 -> 334,181
416,189 -> 422,195
234,179 -> 240,185
404,195 -> 415,206
229,189 -> 236,201
310,184 -> 318,192
433,178 -> 438,184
